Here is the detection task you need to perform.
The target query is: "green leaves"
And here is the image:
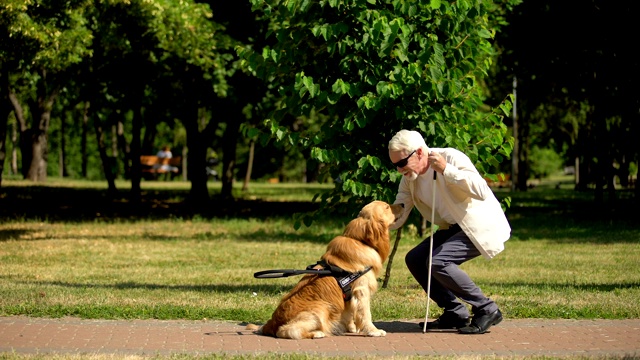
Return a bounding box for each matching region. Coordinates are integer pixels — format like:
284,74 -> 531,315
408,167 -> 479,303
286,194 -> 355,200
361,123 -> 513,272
311,22 -> 348,41
331,79 -> 352,96
241,0 -> 514,224
2,0 -> 93,71
295,72 -> 321,98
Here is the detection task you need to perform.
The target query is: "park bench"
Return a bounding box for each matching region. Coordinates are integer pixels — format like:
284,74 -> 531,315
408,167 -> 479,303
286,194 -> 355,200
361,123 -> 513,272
140,155 -> 181,180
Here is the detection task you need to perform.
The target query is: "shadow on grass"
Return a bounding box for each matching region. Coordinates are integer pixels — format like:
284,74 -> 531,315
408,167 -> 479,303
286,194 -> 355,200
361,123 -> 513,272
0,185 -> 323,222
2,184 -> 639,245
484,281 -> 640,292
16,279 -> 301,295
17,278 -> 640,295
0,226 -> 334,244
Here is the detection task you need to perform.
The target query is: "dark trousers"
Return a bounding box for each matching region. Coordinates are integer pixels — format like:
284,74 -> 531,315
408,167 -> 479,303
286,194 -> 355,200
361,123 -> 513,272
405,225 -> 498,318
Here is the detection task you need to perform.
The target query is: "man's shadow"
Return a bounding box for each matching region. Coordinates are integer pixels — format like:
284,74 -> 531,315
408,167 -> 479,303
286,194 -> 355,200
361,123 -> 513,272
374,321 -> 460,334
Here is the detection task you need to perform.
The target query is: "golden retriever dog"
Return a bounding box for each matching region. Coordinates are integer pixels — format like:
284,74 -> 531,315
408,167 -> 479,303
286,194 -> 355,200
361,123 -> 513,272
257,200 -> 404,339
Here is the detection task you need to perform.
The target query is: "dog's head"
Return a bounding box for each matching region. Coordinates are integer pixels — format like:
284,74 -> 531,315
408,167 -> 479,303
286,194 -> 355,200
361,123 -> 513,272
341,201 -> 404,261
358,200 -> 404,225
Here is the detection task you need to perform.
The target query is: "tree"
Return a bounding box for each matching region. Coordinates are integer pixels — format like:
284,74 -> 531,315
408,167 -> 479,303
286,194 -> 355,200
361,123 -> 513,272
1,0 -> 92,182
149,0 -> 238,205
239,0 -> 514,226
206,0 -> 271,199
491,0 -> 640,199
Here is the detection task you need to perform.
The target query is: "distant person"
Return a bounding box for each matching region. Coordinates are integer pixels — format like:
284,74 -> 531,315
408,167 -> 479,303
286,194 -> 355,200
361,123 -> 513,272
155,145 -> 179,173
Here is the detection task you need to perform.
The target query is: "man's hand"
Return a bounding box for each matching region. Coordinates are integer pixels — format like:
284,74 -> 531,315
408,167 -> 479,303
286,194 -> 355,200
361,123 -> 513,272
428,151 -> 446,174
389,218 -> 403,231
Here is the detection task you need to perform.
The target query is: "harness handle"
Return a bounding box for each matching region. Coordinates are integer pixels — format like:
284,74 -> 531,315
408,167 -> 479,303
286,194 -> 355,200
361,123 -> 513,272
253,261 -> 373,302
253,269 -> 332,279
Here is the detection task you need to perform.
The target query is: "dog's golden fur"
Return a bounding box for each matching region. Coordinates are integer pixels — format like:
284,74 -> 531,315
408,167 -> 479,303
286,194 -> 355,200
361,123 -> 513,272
257,200 -> 404,339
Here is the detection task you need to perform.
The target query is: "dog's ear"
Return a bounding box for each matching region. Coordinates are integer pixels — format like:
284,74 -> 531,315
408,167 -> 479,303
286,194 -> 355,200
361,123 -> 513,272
343,216 -> 391,261
343,217 -> 368,241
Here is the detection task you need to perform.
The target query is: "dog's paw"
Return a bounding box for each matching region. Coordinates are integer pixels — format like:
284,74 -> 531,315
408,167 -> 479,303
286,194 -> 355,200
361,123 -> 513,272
346,322 -> 357,333
365,329 -> 387,337
310,331 -> 327,339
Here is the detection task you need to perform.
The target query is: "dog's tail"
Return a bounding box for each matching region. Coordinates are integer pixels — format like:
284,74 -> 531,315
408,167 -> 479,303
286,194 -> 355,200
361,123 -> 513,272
255,319 -> 278,337
245,323 -> 261,332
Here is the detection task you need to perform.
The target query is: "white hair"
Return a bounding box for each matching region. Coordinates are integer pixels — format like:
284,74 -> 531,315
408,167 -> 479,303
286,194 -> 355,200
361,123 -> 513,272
388,129 -> 429,153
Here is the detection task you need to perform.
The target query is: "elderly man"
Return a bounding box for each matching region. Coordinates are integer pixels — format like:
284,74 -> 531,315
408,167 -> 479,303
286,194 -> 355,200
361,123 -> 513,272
388,129 -> 511,334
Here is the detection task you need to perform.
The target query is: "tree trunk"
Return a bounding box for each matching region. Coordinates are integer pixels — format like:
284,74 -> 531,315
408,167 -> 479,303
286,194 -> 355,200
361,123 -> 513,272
116,118 -> 130,179
516,114 -> 529,191
26,128 -> 48,182
184,105 -> 209,207
0,69 -> 12,187
511,76 -> 519,192
25,96 -> 57,182
92,112 -> 117,196
20,70 -> 58,182
242,140 -> 255,191
574,156 -> 580,189
617,155 -> 629,188
8,88 -> 27,179
59,111 -> 67,178
81,102 -> 89,178
220,118 -> 240,200
575,126 -> 590,191
382,228 -> 402,288
129,106 -> 143,203
181,146 -> 188,181
10,121 -> 18,176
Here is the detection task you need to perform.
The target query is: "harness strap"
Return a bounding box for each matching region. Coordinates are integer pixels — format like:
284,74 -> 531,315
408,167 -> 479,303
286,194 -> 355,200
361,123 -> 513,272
308,260 -> 373,301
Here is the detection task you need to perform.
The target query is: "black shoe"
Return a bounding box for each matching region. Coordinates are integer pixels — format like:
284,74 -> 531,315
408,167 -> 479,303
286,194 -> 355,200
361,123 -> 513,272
458,309 -> 503,334
418,313 -> 470,330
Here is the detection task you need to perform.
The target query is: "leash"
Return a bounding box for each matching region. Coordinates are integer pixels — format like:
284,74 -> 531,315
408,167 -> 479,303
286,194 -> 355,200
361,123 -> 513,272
254,260 -> 372,301
253,268 -> 333,278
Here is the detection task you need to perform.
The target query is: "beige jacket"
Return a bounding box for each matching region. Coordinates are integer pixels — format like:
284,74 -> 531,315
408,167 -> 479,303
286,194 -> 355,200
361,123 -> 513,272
391,148 -> 511,259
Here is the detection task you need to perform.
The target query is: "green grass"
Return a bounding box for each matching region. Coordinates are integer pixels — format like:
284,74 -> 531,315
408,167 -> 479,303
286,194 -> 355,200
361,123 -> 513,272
1,177 -> 639,359
3,218 -> 637,321
1,177 -> 639,322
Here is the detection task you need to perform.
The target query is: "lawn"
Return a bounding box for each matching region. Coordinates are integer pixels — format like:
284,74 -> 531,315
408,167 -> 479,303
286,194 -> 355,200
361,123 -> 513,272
1,177 -> 639,360
1,177 -> 638,323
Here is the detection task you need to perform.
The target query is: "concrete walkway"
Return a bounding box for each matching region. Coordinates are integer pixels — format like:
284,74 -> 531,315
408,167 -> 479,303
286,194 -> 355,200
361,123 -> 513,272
1,316 -> 639,358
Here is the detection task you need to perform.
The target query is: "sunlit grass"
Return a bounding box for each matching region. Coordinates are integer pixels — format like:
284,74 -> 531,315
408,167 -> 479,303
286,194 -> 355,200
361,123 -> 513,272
1,214 -> 638,322
1,177 -> 639,323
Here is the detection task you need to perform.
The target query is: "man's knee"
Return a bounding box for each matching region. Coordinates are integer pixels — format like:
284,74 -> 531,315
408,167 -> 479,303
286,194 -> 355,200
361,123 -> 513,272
431,258 -> 451,274
405,247 -> 424,270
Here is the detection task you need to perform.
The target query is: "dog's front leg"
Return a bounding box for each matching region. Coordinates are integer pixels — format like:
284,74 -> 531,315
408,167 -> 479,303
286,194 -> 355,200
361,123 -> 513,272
341,300 -> 358,333
352,287 -> 386,337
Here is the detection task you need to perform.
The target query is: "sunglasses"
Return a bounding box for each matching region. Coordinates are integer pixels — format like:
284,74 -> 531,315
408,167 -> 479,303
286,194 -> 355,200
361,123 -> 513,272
392,150 -> 416,168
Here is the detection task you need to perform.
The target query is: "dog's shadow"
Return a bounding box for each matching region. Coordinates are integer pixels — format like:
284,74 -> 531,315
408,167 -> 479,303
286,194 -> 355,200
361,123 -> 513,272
374,321 -> 459,334
236,321 -> 458,335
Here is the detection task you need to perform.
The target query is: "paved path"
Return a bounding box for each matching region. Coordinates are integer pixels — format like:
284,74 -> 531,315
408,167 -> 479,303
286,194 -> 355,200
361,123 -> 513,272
1,316 -> 639,358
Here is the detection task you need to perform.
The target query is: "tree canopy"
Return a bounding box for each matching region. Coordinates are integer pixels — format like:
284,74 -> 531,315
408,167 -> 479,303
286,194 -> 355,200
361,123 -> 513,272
491,0 -> 640,199
239,0 -> 515,225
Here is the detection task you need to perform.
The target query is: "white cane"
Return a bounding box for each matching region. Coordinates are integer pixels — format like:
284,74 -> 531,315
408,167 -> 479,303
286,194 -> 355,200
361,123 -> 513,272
422,170 -> 437,333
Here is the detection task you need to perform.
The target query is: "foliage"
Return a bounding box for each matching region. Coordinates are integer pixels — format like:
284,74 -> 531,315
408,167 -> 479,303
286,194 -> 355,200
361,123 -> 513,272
491,0 -> 640,195
1,0 -> 93,71
528,145 -> 562,179
238,0 -> 514,227
149,0 -> 238,95
1,0 -> 94,181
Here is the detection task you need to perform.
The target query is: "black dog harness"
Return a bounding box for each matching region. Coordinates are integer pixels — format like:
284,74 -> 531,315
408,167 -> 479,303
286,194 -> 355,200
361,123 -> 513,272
254,260 -> 372,301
